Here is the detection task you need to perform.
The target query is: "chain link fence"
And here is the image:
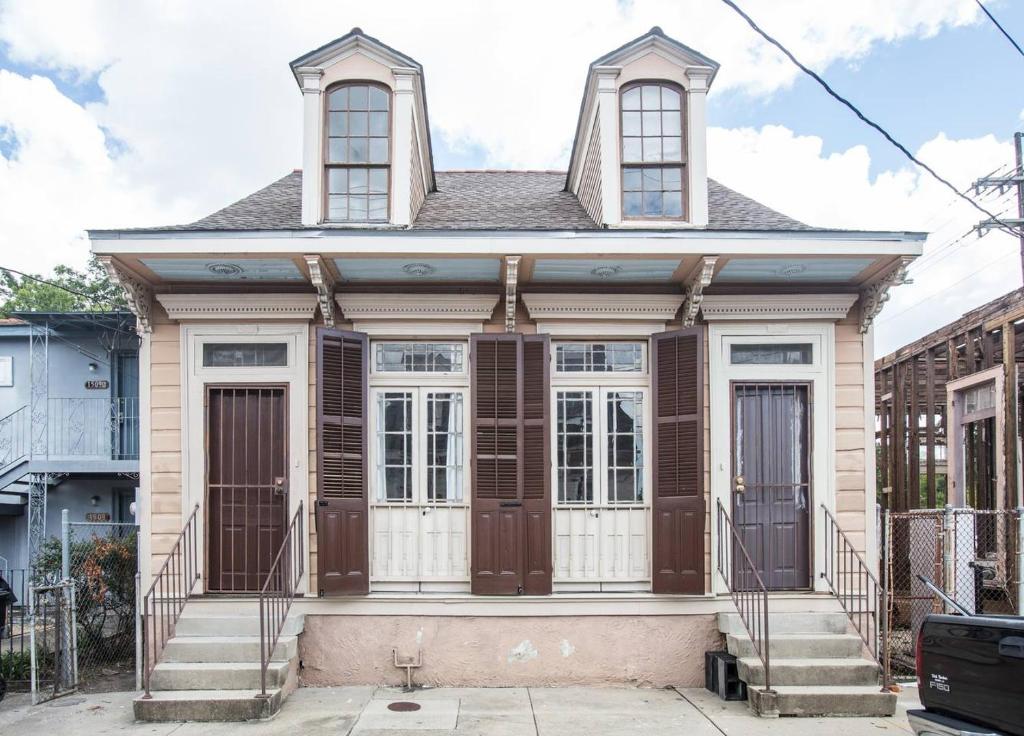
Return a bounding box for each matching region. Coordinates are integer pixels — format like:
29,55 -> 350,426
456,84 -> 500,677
29,580 -> 77,704
882,507 -> 1022,680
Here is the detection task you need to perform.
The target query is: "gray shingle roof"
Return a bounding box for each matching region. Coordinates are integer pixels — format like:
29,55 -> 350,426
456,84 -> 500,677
138,169 -> 815,232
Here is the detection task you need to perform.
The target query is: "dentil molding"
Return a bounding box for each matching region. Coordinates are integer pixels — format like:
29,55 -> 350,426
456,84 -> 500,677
699,294 -> 858,321
156,293 -> 319,321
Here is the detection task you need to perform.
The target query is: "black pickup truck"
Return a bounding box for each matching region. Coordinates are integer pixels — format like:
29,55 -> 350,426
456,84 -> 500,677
909,613 -> 1024,736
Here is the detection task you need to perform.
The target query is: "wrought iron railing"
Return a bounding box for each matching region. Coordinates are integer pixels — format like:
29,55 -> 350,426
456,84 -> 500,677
258,500 -> 304,698
716,500 -> 772,692
141,503 -> 199,698
0,405 -> 28,473
820,504 -> 882,672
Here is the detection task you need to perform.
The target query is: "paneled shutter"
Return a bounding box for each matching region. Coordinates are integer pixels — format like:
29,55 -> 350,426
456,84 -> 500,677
470,334 -> 523,594
651,327 -> 705,594
521,335 -> 551,595
316,327 -> 369,596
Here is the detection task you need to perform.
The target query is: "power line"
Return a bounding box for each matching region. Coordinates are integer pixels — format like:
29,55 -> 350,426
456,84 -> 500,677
0,266 -> 96,301
718,0 -> 1024,239
975,0 -> 1024,59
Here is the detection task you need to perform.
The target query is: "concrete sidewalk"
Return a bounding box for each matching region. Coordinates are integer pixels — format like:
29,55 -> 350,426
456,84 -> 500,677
0,685 -> 921,735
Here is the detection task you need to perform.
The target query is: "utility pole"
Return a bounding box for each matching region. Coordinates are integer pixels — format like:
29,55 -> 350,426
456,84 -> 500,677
974,132 -> 1024,283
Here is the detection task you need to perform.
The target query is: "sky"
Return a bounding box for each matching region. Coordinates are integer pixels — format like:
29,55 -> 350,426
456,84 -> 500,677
0,0 -> 1022,356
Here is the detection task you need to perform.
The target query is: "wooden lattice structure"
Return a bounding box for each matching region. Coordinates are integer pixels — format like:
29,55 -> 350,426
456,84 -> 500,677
875,287 -> 1024,511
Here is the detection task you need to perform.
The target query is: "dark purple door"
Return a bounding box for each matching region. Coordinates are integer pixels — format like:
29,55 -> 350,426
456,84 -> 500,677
732,383 -> 811,591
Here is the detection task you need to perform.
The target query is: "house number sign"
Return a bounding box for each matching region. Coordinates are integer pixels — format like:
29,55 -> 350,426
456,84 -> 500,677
86,512 -> 111,522
85,379 -> 110,390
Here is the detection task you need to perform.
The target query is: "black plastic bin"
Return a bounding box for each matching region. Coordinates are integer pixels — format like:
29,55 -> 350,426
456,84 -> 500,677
704,650 -> 747,701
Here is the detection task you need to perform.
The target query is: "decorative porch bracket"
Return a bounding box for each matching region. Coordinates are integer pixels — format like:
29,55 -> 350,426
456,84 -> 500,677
859,256 -> 914,334
682,256 -> 717,327
505,255 -> 521,332
98,256 -> 152,335
304,254 -> 336,327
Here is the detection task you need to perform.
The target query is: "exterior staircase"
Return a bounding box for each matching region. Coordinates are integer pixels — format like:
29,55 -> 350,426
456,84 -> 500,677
718,610 -> 896,717
133,600 -> 305,722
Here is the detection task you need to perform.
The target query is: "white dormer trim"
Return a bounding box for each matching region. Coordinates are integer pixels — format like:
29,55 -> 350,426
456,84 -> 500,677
297,67 -> 325,227
522,293 -> 684,337
700,294 -> 858,321
595,66 -> 622,227
684,67 -> 713,228
156,293 -> 320,321
335,293 -> 500,337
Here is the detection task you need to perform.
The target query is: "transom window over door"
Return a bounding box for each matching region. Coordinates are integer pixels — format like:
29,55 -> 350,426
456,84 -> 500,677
621,82 -> 685,219
325,83 -> 390,222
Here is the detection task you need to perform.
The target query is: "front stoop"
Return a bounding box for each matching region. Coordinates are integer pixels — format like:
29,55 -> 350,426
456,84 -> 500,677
718,611 -> 896,718
134,604 -> 305,722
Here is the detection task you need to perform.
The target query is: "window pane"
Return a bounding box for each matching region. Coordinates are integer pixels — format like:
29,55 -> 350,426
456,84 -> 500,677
606,392 -> 644,504
641,85 -> 660,109
369,111 -> 388,136
348,111 -> 368,136
328,111 -> 348,136
557,391 -> 593,503
378,392 -> 413,502
349,138 -> 368,163
663,192 -> 682,217
349,85 -> 369,110
641,168 -> 661,191
368,195 -> 388,220
622,168 -> 642,191
349,196 -> 368,219
662,87 -> 681,110
642,137 -> 661,162
623,192 -> 642,216
349,168 -> 368,194
368,85 -> 389,110
202,343 -> 287,367
662,167 -> 682,190
327,138 -> 347,163
328,168 -> 348,194
622,137 -> 642,161
327,195 -> 348,220
663,136 -> 682,161
556,343 -> 643,372
622,86 -> 641,110
622,111 -> 641,136
662,111 -> 681,136
730,343 -> 813,365
374,343 -> 465,372
328,87 -> 349,111
369,168 -> 388,193
642,111 -> 661,136
643,190 -> 662,216
368,138 -> 389,163
426,392 -> 464,502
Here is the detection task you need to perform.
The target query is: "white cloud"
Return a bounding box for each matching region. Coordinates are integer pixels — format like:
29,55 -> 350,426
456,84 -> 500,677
708,126 -> 1020,355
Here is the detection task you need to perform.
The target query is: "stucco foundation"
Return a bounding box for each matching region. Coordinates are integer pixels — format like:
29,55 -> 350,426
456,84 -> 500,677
298,614 -> 722,688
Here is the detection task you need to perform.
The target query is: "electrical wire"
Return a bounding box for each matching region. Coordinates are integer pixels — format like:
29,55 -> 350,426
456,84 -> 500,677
975,0 -> 1024,59
718,0 -> 1024,239
0,266 -> 96,301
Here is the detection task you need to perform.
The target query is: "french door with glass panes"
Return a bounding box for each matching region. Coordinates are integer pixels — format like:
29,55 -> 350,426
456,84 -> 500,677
369,387 -> 469,589
552,386 -> 651,589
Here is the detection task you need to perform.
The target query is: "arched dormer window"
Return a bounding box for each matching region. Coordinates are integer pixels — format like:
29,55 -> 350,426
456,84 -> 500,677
325,82 -> 391,222
620,82 -> 685,220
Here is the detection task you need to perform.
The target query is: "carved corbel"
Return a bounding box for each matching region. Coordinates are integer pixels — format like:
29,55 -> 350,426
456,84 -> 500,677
859,256 -> 914,334
304,254 -> 336,327
98,256 -> 152,335
504,255 -> 521,333
682,256 -> 717,327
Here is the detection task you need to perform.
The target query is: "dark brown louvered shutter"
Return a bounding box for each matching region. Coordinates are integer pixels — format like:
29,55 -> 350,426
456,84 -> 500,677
470,334 -> 524,594
316,327 -> 369,596
651,327 -> 705,594
521,335 -> 551,595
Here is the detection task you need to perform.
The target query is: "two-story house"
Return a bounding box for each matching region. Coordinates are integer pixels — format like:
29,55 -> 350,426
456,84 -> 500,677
0,311 -> 139,572
89,28 -> 923,721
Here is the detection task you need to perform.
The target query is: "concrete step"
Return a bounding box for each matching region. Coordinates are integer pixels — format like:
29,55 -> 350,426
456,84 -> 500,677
737,656 -> 879,687
748,685 -> 898,717
174,613 -> 305,638
718,611 -> 849,636
162,635 -> 297,663
150,660 -> 290,691
726,632 -> 865,659
133,689 -> 282,722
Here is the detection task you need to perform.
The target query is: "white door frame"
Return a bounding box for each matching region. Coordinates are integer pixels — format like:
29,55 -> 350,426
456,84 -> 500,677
708,322 -> 836,594
946,365 -> 1006,509
180,323 -> 310,595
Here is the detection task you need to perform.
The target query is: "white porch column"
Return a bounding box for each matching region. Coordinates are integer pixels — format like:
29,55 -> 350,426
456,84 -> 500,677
595,66 -> 622,226
390,68 -> 417,227
685,67 -> 713,228
297,67 -> 324,226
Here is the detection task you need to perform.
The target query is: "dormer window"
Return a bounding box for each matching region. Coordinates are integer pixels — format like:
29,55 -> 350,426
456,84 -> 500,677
620,82 -> 685,220
325,82 -> 391,222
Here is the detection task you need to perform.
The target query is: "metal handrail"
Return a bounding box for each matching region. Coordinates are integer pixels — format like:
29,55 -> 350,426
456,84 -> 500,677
0,405 -> 28,472
716,500 -> 773,693
141,503 -> 199,698
257,500 -> 304,698
820,504 -> 883,667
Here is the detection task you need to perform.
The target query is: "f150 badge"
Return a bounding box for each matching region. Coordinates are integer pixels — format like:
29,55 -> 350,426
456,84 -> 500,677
928,673 -> 950,693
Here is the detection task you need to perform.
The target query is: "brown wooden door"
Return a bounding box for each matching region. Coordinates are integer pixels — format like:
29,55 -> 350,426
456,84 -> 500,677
206,385 -> 288,593
316,328 -> 369,596
731,382 -> 811,591
651,328 -> 705,594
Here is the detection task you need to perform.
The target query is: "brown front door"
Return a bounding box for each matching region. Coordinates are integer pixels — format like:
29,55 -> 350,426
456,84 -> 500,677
731,382 -> 811,591
206,385 -> 288,593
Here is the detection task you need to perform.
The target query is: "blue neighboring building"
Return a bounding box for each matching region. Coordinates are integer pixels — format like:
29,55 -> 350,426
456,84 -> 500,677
0,312 -> 140,572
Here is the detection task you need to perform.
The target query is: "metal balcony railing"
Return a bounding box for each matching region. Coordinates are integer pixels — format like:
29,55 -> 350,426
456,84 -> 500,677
0,398 -> 139,472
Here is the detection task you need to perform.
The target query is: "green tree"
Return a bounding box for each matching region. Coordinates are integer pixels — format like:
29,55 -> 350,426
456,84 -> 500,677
0,256 -> 127,316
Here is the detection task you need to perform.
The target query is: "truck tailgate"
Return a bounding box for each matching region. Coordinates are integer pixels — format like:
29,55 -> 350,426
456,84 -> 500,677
919,614 -> 1024,736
